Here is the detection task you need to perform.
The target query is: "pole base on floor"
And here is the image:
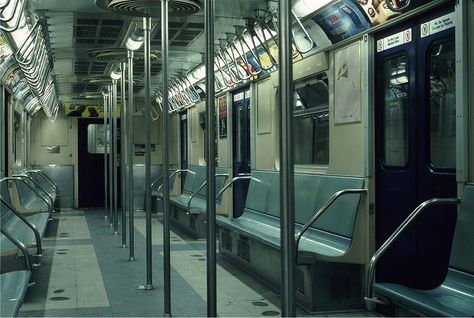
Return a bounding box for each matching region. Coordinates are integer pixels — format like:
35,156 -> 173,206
129,257 -> 135,261
122,244 -> 127,248
164,313 -> 172,317
138,284 -> 154,290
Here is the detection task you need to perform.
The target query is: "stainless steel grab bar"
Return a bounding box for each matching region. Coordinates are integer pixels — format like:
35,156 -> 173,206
1,177 -> 52,213
0,226 -> 33,271
295,189 -> 367,261
216,174 -> 265,198
13,175 -> 54,207
25,170 -> 58,194
0,196 -> 43,256
186,174 -> 229,215
365,197 -> 460,305
157,169 -> 196,193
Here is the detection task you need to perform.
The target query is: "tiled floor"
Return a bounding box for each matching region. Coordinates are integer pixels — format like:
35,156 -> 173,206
18,210 -> 376,317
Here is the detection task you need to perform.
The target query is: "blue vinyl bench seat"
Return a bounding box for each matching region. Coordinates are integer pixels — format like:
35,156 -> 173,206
217,170 -> 364,258
1,177 -> 51,214
168,165 -> 228,214
374,269 -> 474,317
217,210 -> 351,257
370,184 -> 474,317
0,270 -> 32,317
216,170 -> 366,311
1,199 -> 47,254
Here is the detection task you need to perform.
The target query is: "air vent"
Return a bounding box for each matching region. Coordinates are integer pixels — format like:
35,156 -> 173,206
95,0 -> 201,17
74,15 -> 127,47
74,61 -> 109,76
86,48 -> 158,62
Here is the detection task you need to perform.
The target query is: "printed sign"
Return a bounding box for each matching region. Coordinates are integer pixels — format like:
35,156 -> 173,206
335,42 -> 361,124
312,0 -> 371,44
420,12 -> 454,38
64,102 -> 121,118
218,95 -> 227,138
376,28 -> 412,52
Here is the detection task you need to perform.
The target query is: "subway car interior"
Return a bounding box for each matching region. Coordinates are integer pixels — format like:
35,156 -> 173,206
0,0 -> 473,316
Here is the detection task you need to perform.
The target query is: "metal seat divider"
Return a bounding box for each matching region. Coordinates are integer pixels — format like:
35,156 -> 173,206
0,196 -> 43,256
365,197 -> 460,305
294,188 -> 368,262
186,174 -> 229,215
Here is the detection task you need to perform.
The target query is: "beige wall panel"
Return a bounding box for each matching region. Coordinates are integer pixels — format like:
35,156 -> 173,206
326,42 -> 365,177
40,119 -> 69,146
257,79 -> 272,135
169,113 -> 180,166
30,115 -> 76,165
327,121 -> 364,176
189,106 -> 205,165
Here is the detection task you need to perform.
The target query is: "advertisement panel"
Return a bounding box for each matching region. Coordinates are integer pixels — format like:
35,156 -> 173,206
64,102 -> 121,118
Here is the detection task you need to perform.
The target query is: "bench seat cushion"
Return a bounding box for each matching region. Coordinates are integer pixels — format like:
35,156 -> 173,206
0,212 -> 49,250
374,269 -> 474,317
0,270 -> 31,317
217,210 -> 351,257
22,196 -> 49,212
26,213 -> 50,237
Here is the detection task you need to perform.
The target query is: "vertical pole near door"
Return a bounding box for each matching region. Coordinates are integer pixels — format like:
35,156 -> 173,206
120,62 -> 128,247
205,0 -> 217,316
104,91 -> 109,220
22,110 -> 28,168
278,0 -> 295,315
127,50 -> 135,261
112,78 -> 119,234
144,16 -> 153,290
161,0 -> 171,316
108,85 -> 114,227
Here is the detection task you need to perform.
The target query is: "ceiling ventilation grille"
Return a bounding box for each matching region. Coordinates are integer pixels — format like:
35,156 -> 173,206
95,0 -> 201,17
151,22 -> 203,47
74,15 -> 128,47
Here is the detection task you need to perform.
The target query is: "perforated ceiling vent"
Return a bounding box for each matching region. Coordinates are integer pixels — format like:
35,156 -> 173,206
151,21 -> 203,47
95,0 -> 201,17
74,15 -> 128,47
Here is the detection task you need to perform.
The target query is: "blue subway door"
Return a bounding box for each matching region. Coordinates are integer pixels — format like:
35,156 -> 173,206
232,88 -> 251,218
375,9 -> 456,289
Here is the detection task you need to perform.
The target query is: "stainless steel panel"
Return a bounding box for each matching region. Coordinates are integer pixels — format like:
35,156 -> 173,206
133,164 -> 162,210
33,165 -> 74,209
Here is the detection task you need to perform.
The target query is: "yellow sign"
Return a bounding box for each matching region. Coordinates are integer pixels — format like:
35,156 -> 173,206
64,103 -> 121,118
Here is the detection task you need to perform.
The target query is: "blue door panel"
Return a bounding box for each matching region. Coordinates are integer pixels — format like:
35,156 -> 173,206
375,6 -> 456,289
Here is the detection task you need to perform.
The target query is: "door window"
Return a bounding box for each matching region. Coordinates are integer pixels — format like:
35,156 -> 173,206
382,54 -> 409,167
428,41 -> 456,169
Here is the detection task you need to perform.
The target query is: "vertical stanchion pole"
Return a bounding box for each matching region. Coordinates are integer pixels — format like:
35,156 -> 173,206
205,0 -> 217,316
113,78 -> 119,234
104,91 -> 109,220
22,110 -> 28,168
120,62 -> 128,247
128,50 -> 135,261
144,16 -> 153,290
278,0 -> 295,315
108,85 -> 114,227
162,0 -> 171,316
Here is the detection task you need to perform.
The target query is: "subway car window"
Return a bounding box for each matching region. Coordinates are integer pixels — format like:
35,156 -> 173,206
294,75 -> 329,165
382,55 -> 409,167
428,41 -> 456,170
87,124 -> 107,154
